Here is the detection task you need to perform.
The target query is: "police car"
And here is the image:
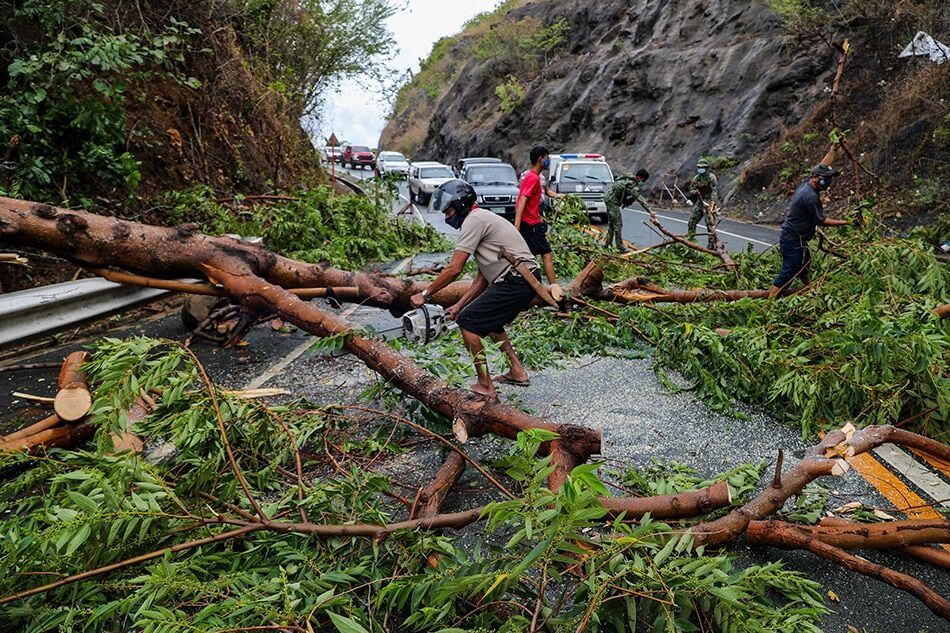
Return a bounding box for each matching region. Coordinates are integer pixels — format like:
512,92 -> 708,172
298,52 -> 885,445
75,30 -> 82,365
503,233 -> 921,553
545,154 -> 615,221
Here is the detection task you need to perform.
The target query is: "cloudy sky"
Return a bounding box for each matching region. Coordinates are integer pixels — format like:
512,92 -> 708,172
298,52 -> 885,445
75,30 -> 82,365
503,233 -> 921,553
312,0 -> 499,148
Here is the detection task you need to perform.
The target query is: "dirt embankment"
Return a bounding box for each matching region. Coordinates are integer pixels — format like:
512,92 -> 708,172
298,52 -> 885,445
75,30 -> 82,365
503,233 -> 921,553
117,1 -> 318,202
381,0 -> 949,224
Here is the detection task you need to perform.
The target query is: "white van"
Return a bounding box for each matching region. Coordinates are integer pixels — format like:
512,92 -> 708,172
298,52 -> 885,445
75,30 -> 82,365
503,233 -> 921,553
546,154 -> 614,221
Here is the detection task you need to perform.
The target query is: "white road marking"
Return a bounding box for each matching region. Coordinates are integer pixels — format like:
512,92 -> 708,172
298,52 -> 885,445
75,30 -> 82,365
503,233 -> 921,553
873,444 -> 950,507
245,256 -> 413,389
625,208 -> 775,248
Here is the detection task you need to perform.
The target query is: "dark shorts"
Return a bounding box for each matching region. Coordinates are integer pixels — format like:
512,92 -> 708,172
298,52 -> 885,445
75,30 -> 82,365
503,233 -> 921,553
519,222 -> 551,255
455,269 -> 540,337
772,232 -> 811,289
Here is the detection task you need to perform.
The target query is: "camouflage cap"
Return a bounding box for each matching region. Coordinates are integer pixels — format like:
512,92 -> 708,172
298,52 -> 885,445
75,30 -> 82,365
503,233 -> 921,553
810,164 -> 841,177
696,158 -> 710,168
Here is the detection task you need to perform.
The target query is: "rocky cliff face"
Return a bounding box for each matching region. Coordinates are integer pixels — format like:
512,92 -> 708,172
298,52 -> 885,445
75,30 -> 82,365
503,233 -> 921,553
381,0 -> 828,198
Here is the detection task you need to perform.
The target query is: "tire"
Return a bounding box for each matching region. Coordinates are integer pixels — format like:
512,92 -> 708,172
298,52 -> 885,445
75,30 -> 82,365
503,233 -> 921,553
409,187 -> 417,204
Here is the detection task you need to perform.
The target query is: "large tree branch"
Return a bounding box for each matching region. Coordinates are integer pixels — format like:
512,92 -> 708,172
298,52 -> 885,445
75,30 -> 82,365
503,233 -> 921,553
0,197 -> 468,313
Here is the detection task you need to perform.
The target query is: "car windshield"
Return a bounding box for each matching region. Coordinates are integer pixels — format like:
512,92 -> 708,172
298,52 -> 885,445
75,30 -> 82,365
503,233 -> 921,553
420,167 -> 453,179
380,152 -> 405,161
352,146 -> 371,152
558,163 -> 612,182
466,164 -> 517,186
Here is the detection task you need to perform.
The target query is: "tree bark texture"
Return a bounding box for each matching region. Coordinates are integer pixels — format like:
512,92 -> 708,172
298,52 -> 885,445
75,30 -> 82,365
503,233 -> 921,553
747,519 -> 950,550
0,197 -> 468,313
602,481 -> 732,520
412,451 -> 466,520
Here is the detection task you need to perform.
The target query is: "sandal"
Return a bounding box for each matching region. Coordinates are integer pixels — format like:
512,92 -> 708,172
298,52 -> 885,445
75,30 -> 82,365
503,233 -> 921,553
493,374 -> 530,387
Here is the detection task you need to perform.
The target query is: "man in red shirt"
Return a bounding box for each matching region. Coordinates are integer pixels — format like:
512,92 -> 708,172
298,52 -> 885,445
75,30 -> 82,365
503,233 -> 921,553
514,146 -> 556,284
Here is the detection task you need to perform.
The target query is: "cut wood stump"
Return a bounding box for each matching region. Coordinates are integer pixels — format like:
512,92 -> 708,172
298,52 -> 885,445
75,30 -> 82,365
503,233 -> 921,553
53,351 -> 92,422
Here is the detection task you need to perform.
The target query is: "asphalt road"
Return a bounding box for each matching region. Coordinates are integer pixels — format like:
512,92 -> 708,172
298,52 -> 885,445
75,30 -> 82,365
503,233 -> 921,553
336,163 -> 778,252
1,165 -> 945,631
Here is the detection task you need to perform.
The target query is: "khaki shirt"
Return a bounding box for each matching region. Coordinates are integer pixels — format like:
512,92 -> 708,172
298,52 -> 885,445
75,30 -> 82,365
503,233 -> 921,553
454,208 -> 537,283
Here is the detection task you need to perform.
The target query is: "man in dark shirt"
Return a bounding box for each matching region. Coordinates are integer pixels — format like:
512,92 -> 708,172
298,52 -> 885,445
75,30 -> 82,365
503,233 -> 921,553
768,164 -> 850,297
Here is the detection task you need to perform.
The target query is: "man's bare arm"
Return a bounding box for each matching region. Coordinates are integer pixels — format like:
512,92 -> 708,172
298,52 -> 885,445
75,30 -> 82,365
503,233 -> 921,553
513,195 -> 526,231
454,272 -> 488,310
425,250 -> 470,296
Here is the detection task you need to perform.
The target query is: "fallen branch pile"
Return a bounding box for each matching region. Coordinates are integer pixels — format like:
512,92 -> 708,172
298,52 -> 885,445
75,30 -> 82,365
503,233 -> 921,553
2,196 -> 948,627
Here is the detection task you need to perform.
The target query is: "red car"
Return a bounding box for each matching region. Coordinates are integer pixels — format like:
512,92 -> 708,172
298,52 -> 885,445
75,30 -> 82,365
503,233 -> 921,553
342,145 -> 376,170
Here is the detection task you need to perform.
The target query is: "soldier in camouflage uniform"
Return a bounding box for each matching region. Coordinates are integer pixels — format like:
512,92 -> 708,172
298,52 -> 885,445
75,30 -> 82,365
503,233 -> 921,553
686,158 -> 719,249
604,168 -> 650,253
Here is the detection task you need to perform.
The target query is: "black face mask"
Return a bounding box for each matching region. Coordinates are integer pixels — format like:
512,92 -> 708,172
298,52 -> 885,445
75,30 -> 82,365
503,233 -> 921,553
445,208 -> 467,229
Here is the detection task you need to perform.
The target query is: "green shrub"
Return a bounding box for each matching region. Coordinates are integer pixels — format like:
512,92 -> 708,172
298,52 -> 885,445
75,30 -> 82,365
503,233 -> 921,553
160,185 -> 450,269
495,75 -> 526,113
0,1 -> 201,203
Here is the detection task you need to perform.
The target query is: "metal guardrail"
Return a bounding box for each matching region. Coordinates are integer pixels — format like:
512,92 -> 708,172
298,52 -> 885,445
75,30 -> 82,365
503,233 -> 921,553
0,278 -> 170,349
336,173 -> 367,196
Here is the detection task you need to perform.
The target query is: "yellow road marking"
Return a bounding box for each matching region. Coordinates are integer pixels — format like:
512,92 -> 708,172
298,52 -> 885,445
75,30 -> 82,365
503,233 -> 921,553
909,447 -> 950,478
844,450 -> 950,552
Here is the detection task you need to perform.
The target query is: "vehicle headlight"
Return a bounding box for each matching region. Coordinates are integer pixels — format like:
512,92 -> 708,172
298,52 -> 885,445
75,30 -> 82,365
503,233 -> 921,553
475,195 -> 484,203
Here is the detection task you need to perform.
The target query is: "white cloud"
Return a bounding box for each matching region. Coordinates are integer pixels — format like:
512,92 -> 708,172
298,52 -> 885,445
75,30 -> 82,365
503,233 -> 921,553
310,0 -> 499,148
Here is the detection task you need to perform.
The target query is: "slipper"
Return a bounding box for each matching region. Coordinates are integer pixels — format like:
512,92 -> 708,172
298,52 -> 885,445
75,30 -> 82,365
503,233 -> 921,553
493,374 -> 530,387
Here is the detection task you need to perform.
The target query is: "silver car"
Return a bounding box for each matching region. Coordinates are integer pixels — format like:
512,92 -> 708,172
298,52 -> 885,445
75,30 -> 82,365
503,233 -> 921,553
408,162 -> 454,205
377,151 -> 410,176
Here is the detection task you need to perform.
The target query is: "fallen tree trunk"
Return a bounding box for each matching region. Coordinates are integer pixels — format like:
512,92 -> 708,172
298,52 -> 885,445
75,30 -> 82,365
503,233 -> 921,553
599,276 -> 770,304
0,197 -> 469,313
602,480 -> 732,520
749,519 -> 950,620
814,516 -> 950,570
688,423 -> 940,548
0,195 -> 603,469
412,451 -> 466,520
747,518 -> 950,550
204,262 -> 602,461
87,267 -> 362,301
53,351 -> 92,422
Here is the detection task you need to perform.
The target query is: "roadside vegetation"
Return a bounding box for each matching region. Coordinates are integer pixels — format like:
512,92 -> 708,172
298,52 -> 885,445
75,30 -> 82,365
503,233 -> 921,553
160,186 -> 450,270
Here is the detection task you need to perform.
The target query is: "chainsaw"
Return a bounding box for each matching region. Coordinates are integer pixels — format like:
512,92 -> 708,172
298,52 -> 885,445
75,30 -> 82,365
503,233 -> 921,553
402,303 -> 450,344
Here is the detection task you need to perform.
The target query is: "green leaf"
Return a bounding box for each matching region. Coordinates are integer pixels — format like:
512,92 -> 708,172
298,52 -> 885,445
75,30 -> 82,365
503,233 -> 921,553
328,612 -> 370,633
65,523 -> 92,556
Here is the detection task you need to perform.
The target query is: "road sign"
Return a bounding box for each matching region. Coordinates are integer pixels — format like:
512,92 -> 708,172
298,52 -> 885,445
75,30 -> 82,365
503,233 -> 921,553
328,132 -> 339,147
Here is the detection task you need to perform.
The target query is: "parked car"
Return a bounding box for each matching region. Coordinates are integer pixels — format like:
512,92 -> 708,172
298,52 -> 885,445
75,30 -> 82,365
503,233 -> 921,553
455,156 -> 501,176
323,146 -> 343,164
459,161 -> 519,219
545,153 -> 614,221
376,151 -> 410,176
408,162 -> 454,205
342,145 -> 376,170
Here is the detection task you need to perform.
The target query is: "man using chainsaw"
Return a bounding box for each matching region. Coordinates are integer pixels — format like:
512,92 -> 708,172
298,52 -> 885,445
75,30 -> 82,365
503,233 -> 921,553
603,169 -> 650,253
685,158 -> 719,249
410,179 -> 544,398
